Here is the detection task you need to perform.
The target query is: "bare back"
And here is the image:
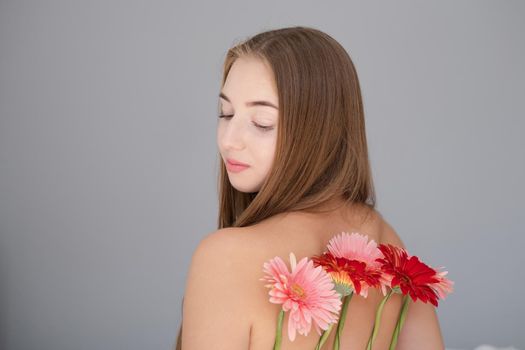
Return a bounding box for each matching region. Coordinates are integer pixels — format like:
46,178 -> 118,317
235,202 -> 406,350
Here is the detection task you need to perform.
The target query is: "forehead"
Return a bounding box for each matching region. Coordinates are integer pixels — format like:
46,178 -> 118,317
222,56 -> 278,104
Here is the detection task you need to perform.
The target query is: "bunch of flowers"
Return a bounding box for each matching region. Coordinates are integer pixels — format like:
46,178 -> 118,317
260,232 -> 454,350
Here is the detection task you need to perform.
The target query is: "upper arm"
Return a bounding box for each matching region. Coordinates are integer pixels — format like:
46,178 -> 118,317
379,213 -> 446,350
181,228 -> 252,350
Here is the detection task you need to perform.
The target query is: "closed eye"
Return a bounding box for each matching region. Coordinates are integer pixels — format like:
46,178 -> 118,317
218,114 -> 274,131
253,122 -> 274,131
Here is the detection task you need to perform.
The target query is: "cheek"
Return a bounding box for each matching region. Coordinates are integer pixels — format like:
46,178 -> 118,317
258,136 -> 277,165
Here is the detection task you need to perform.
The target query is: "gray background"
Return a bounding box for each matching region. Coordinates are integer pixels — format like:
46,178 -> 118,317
1,1 -> 523,349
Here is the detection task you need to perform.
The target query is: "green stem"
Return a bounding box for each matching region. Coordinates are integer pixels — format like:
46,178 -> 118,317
366,289 -> 394,350
273,309 -> 285,350
389,295 -> 410,350
333,292 -> 353,350
315,323 -> 335,350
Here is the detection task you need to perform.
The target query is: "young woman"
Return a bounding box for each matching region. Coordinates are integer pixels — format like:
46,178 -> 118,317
175,26 -> 445,349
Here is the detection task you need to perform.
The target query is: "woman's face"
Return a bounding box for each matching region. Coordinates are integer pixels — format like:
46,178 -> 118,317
217,56 -> 279,193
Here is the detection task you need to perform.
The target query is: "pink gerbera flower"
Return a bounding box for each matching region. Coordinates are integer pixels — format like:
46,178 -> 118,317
260,252 -> 342,342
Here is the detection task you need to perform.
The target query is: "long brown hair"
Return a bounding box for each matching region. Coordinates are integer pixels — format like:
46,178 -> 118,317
174,25 -> 376,349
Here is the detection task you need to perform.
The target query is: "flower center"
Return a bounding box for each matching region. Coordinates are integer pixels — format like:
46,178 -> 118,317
401,274 -> 411,284
291,283 -> 305,298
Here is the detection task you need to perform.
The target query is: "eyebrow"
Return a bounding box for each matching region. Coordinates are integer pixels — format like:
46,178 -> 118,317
219,92 -> 278,110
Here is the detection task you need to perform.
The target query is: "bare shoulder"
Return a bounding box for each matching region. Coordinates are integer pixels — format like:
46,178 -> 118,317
187,226 -> 258,293
374,210 -> 407,249
193,227 -> 250,257
346,205 -> 406,249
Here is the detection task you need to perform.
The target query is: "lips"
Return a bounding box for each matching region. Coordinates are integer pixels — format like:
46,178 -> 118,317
226,158 -> 249,167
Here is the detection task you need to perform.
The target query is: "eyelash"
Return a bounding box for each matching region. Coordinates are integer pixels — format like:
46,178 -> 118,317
218,114 -> 274,131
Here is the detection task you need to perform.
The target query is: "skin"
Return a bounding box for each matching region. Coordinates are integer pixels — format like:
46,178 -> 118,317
216,55 -> 279,193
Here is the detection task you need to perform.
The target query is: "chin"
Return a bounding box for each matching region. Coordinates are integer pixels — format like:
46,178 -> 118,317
230,181 -> 262,194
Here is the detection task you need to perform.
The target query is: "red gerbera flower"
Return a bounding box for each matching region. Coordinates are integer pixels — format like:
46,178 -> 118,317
376,244 -> 441,307
311,252 -> 382,297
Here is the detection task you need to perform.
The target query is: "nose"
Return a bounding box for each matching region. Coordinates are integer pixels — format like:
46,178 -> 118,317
218,115 -> 245,151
